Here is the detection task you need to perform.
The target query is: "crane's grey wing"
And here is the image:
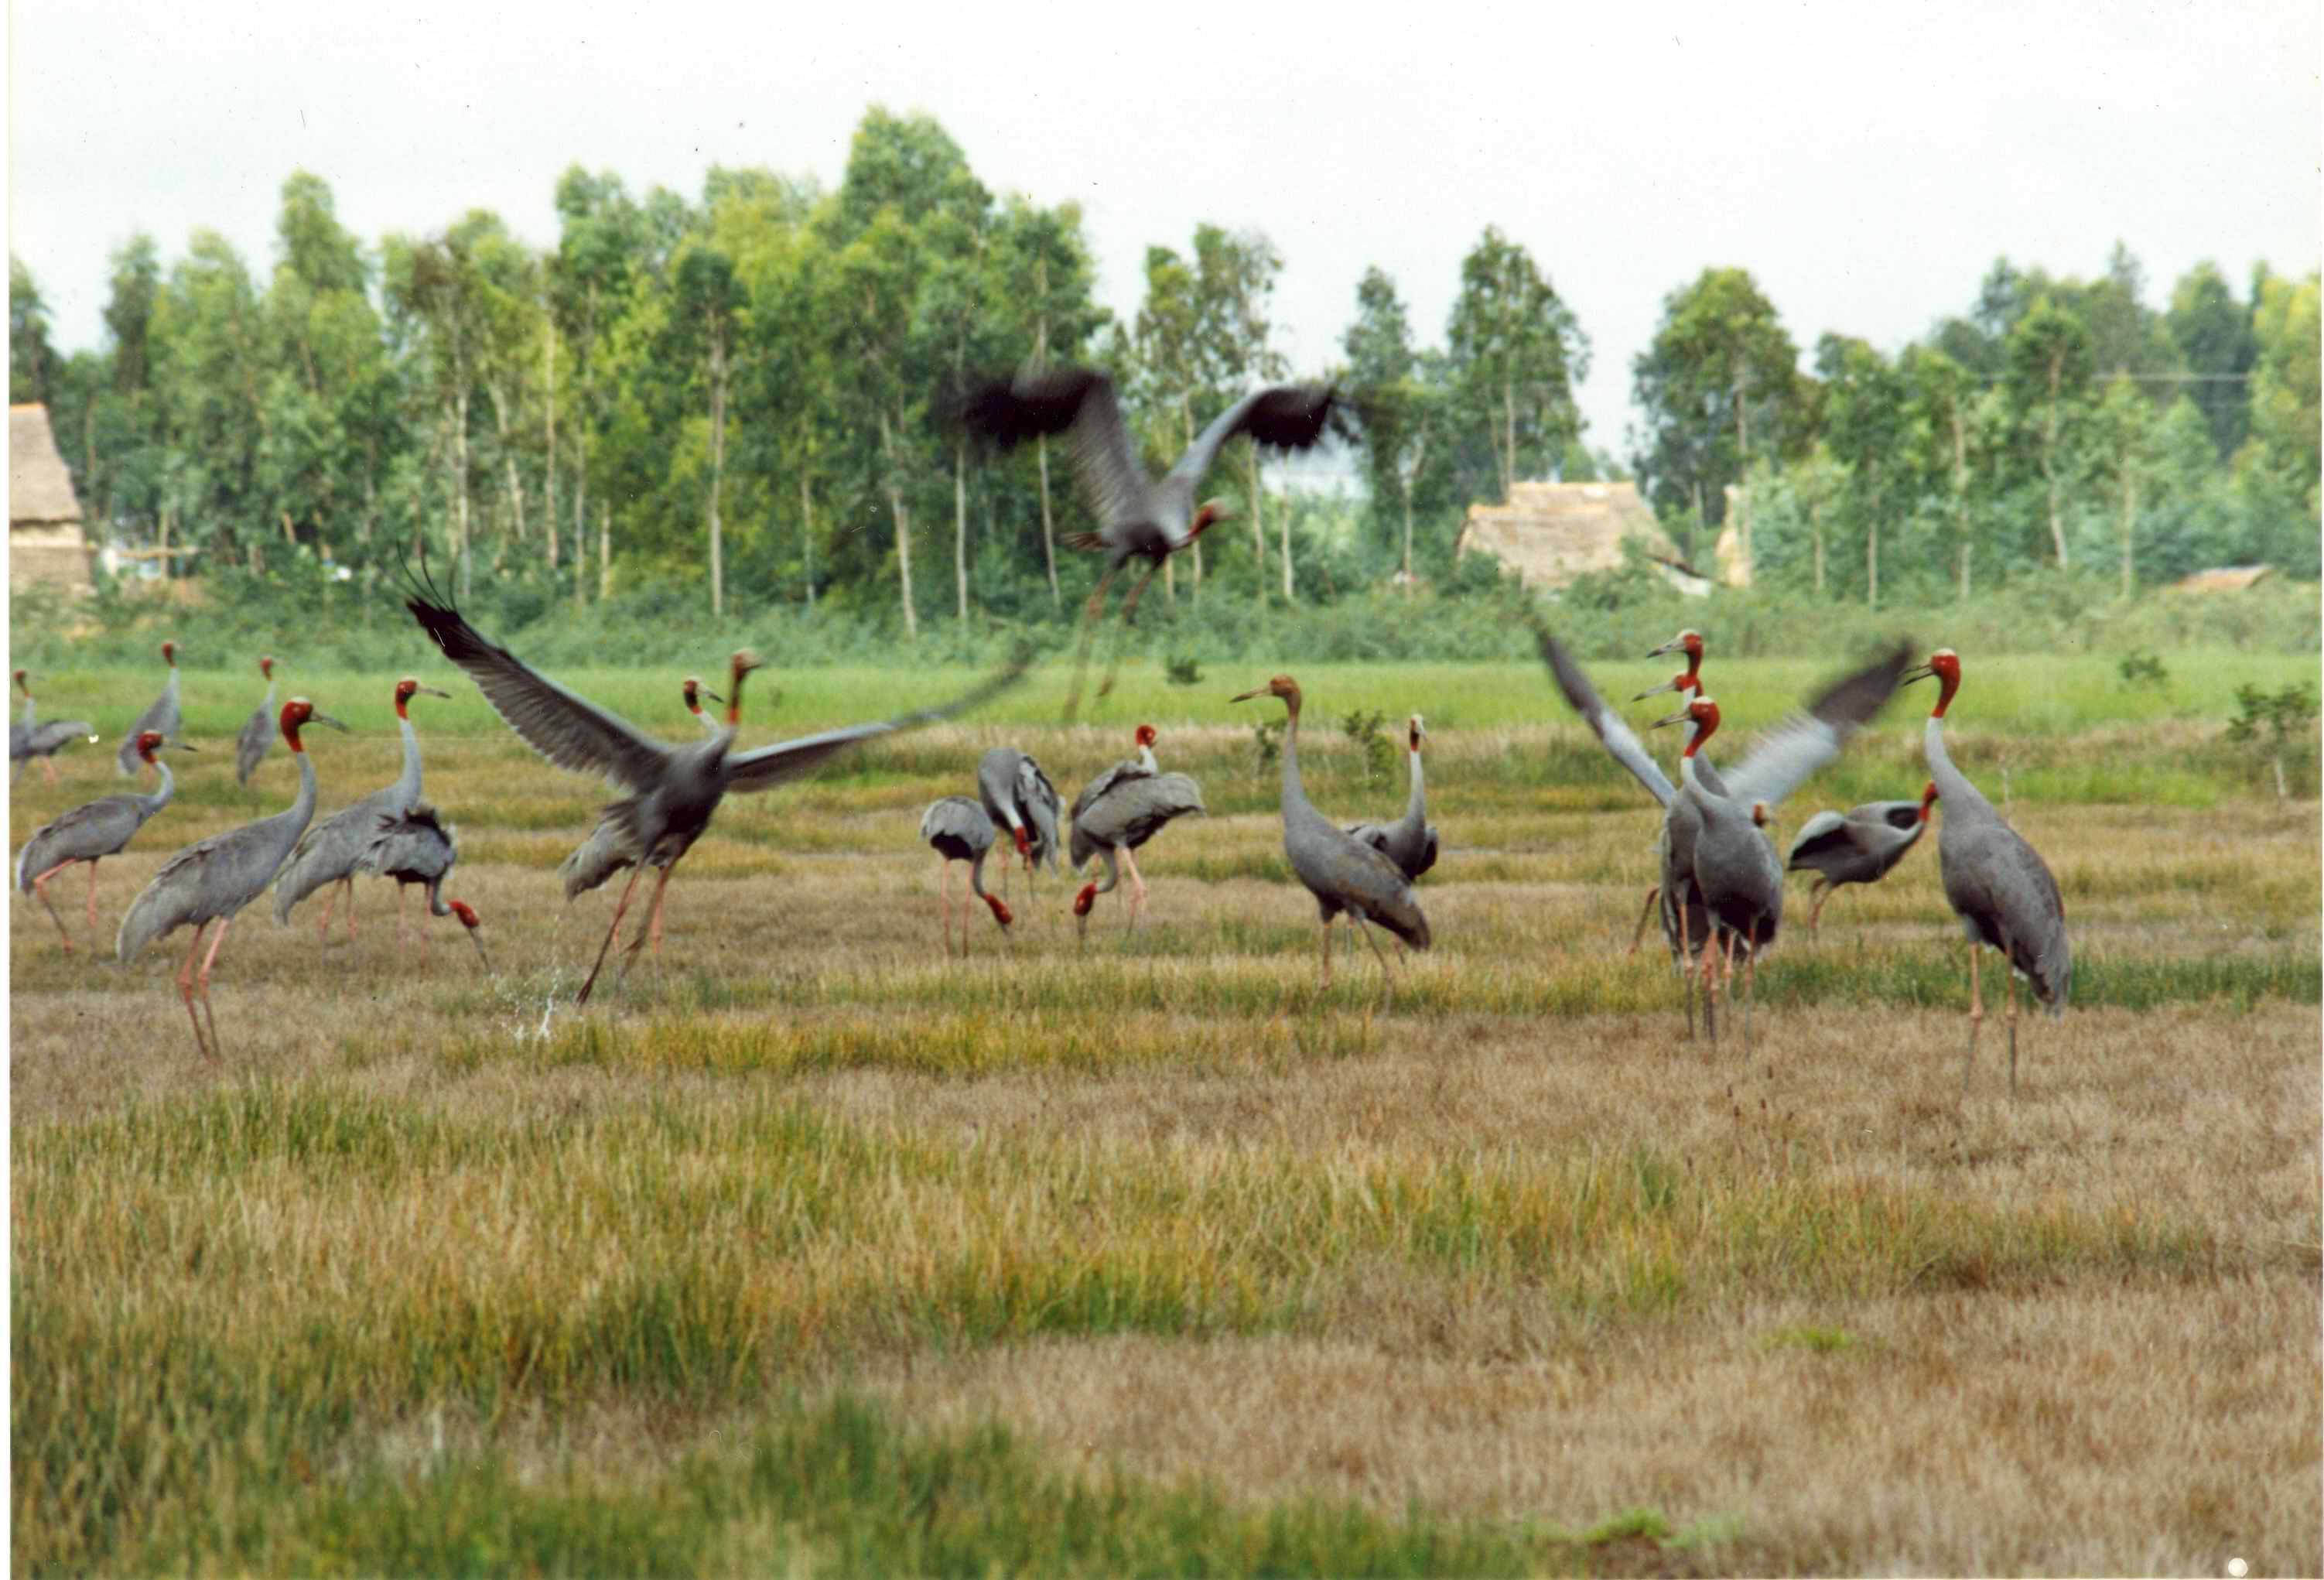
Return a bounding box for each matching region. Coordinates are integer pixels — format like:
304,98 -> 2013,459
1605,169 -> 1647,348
272,794 -> 388,921
368,803 -> 455,879
919,795 -> 993,849
1533,629 -> 1676,808
964,368 -> 1149,536
1785,809 -> 1851,870
1017,754 -> 1062,868
16,796 -> 142,887
117,836 -> 224,963
559,814 -> 635,899
726,648 -> 1031,795
1945,822 -> 2070,1010
235,705 -> 275,785
1412,822 -> 1440,880
29,720 -> 95,755
1725,644 -> 1911,810
1333,834 -> 1431,949
1168,384 -> 1338,491
406,593 -> 672,794
1079,771 -> 1205,849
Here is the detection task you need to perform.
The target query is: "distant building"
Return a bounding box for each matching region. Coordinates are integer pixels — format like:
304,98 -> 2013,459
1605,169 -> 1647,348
1454,480 -> 1724,595
2166,565 -> 2275,594
9,404 -> 93,598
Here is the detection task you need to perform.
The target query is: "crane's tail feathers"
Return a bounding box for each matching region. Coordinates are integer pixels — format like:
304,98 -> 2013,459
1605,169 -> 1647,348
1060,531 -> 1106,553
115,886 -> 169,966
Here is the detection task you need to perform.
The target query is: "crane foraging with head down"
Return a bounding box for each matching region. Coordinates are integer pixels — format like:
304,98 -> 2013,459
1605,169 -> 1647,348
1904,648 -> 2069,1096
921,795 -> 1012,957
11,670 -> 97,786
1786,785 -> 1936,935
1232,675 -> 1428,997
118,699 -> 350,1058
17,730 -> 197,952
976,746 -> 1061,901
118,641 -> 182,778
363,802 -> 489,967
1068,723 -> 1206,946
405,569 -> 1030,1003
962,366 -> 1339,718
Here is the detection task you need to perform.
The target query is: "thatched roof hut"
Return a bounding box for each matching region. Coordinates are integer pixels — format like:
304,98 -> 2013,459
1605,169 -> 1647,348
9,404 -> 93,598
2166,565 -> 2275,594
1454,480 -> 1704,592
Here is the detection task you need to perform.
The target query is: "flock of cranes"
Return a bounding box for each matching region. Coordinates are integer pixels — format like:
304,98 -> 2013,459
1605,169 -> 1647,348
11,364 -> 2072,1095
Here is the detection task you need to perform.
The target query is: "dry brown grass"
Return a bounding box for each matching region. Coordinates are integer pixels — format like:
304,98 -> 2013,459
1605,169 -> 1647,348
11,720 -> 2320,1575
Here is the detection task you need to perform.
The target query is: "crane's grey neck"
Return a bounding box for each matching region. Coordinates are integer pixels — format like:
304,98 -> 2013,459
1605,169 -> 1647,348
165,667 -> 180,699
1136,744 -> 1157,775
18,693 -> 33,727
1404,744 -> 1427,817
143,758 -> 177,815
1087,845 -> 1122,898
392,716 -> 424,801
1923,714 -> 1992,816
289,746 -> 320,827
1280,703 -> 1307,809
967,846 -> 994,900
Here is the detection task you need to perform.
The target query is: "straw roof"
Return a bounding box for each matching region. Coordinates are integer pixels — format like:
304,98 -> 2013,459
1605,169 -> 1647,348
2166,565 -> 2275,594
10,404 -> 84,526
1454,480 -> 1681,590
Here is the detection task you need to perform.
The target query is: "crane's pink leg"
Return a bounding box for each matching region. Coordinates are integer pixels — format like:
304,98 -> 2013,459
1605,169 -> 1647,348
1119,843 -> 1147,939
1061,565 -> 1120,723
42,757 -> 59,786
1699,929 -> 1721,1046
177,920 -> 212,1057
2003,963 -> 2019,1099
1097,565 -> 1160,701
86,859 -> 102,933
645,875 -> 672,959
578,863 -> 649,1005
195,915 -> 233,1058
342,877 -> 357,942
1356,915 -> 1399,1004
316,882 -> 337,942
615,864 -> 678,990
27,860 -> 77,951
1628,884 -> 1659,956
1806,881 -> 1832,938
1960,945 -> 1984,1096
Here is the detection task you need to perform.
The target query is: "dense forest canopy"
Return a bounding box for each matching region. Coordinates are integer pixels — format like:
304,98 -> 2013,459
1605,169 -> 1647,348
9,107 -> 2317,647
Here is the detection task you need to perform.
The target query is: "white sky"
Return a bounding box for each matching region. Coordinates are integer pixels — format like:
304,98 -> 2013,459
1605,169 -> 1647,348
9,2 -> 2319,463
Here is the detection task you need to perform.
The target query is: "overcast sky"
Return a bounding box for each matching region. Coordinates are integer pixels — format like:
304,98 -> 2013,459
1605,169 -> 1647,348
10,2 -> 2319,462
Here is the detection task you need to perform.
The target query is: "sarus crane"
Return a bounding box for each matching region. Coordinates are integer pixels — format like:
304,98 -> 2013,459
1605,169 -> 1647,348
118,640 -> 181,778
405,578 -> 1030,1003
16,729 -> 196,952
559,675 -> 726,902
234,656 -> 280,786
1785,785 -> 1936,935
1905,648 -> 2069,1096
364,802 -> 490,966
11,669 -> 97,785
1232,675 -> 1428,997
921,795 -> 1012,956
962,366 -> 1338,718
272,677 -> 453,942
976,746 -> 1061,899
118,699 -> 350,1058
1068,723 -> 1206,945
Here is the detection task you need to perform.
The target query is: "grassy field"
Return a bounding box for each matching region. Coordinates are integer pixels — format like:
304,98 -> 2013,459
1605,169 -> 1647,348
12,648 -> 2321,1575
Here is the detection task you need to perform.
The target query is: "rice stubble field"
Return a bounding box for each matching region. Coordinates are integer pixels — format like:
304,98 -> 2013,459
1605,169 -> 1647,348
12,653 -> 2320,1574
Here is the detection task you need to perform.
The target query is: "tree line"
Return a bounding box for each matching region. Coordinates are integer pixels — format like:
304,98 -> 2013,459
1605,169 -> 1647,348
9,104 -> 2317,642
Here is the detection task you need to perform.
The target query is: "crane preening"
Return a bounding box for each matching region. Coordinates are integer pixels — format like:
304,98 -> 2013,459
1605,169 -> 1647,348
962,366 -> 1339,719
1905,648 -> 2070,1096
118,699 -> 350,1058
404,566 -> 1031,1003
16,730 -> 196,952
1786,786 -> 1936,935
1068,723 -> 1205,946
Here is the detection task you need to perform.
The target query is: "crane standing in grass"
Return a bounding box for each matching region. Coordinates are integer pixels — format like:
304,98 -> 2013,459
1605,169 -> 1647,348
16,730 -> 197,952
234,656 -> 281,786
961,366 -> 1339,718
118,641 -> 182,778
272,677 -> 453,942
1905,648 -> 2070,1096
405,573 -> 1030,1003
1068,723 -> 1206,945
1786,786 -> 1936,935
1232,675 -> 1428,996
977,746 -> 1061,900
12,669 -> 97,786
921,796 -> 1012,957
118,699 -> 350,1058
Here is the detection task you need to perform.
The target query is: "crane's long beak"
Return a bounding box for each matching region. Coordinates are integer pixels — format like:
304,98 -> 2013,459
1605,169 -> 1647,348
1650,704 -> 1695,730
419,685 -> 454,699
1646,636 -> 1688,658
167,740 -> 200,753
1900,664 -> 1936,686
1632,675 -> 1687,701
309,712 -> 351,732
699,688 -> 726,705
1229,686 -> 1266,703
468,931 -> 493,973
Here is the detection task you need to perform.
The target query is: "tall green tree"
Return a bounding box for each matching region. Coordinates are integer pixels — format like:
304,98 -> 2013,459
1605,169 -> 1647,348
1630,266 -> 1799,562
1814,333 -> 1908,607
2165,261 -> 2257,460
1342,265 -> 1445,589
2090,373 -> 2155,595
989,197 -> 1107,608
2005,299 -> 2094,569
1444,227 -> 1588,506
10,255 -> 57,406
2240,269 -> 2320,515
